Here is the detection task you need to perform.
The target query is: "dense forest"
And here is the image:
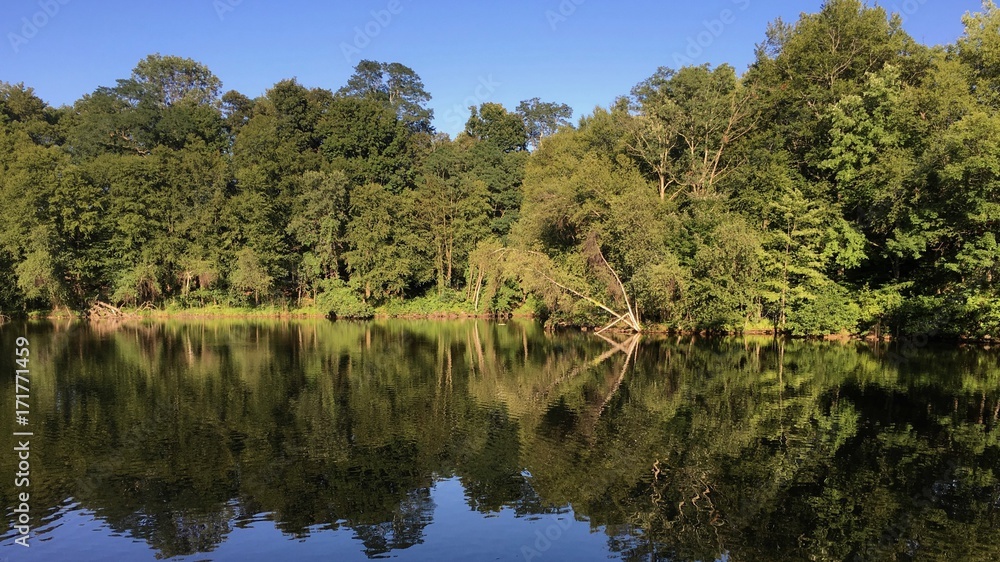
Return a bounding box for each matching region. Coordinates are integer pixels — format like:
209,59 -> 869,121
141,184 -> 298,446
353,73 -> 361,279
1,0 -> 998,337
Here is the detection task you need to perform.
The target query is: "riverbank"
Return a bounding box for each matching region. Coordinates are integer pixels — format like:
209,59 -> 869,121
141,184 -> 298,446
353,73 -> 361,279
22,300 -> 528,322
11,304 -> 995,345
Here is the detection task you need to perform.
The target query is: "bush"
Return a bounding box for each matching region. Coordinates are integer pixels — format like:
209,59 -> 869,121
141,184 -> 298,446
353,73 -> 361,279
315,280 -> 374,319
377,289 -> 476,316
891,295 -> 963,338
857,284 -> 905,337
512,294 -> 542,317
786,284 -> 860,336
111,264 -> 161,306
961,294 -> 1000,338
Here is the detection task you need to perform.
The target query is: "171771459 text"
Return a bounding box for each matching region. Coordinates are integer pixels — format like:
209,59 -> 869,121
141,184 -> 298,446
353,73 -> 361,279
12,336 -> 32,548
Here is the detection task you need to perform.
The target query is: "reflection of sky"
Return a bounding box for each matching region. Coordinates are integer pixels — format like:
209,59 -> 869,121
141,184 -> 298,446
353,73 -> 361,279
0,477 -> 613,561
417,478 -> 606,561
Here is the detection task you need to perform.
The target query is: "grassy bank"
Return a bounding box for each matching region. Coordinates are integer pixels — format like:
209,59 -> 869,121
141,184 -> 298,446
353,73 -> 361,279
16,300 -> 994,344
27,293 -> 541,322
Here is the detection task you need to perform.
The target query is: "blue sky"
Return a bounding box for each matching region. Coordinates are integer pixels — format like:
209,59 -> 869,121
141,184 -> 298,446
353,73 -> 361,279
0,0 -> 987,137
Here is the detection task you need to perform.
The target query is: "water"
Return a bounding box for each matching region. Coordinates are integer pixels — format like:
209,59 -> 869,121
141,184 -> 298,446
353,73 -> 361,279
1,319 -> 998,561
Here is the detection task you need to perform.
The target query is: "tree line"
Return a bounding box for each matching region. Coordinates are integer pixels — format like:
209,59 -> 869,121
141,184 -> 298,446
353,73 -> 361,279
1,0 -> 998,338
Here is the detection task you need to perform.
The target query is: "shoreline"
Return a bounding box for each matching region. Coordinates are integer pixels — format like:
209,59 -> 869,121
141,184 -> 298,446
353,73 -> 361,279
8,308 -> 994,345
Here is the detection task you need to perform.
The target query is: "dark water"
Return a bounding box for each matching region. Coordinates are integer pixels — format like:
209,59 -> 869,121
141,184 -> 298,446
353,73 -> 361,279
0,319 -> 998,561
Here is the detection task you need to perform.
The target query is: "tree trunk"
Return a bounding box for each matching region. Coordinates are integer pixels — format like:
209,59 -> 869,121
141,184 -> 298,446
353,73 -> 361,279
473,268 -> 485,312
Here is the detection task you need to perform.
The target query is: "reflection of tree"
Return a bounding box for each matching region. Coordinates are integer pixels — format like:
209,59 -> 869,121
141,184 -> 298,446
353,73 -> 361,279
519,338 -> 1000,561
0,322 -> 998,560
352,487 -> 435,557
115,508 -> 235,559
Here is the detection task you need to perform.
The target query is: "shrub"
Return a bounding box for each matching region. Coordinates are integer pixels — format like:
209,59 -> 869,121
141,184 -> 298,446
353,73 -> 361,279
316,279 -> 373,319
891,295 -> 963,338
786,284 -> 860,336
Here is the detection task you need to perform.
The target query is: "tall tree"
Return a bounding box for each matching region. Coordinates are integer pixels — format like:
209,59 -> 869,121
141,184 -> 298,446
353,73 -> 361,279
338,60 -> 434,132
516,98 -> 573,150
125,54 -> 222,108
464,103 -> 529,237
957,0 -> 1000,108
746,0 -> 915,176
321,95 -> 415,193
627,64 -> 757,200
344,183 -> 425,301
286,170 -> 350,299
412,140 -> 490,294
465,103 -> 527,153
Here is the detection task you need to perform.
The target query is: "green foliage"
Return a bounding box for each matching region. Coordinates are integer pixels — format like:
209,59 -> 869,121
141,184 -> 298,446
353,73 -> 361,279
111,263 -> 161,306
344,183 -> 423,302
338,59 -> 434,132
962,292 -> 1000,337
516,97 -> 573,149
893,295 -> 963,337
126,53 -> 222,108
376,289 -> 476,317
230,248 -> 272,305
857,284 -> 905,337
957,0 -> 1000,107
287,169 -> 349,297
315,279 -> 374,319
16,246 -> 61,305
321,95 -> 415,193
413,140 -> 492,294
465,102 -> 527,153
3,2 -> 1000,334
627,64 -> 755,200
785,282 -> 861,336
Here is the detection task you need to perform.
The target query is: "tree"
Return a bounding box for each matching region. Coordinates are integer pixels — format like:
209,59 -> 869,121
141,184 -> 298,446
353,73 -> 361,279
123,54 -> 222,108
957,0 -> 1000,108
344,183 -> 423,301
2,1 -> 1000,337
338,60 -> 434,132
230,247 -> 272,304
746,0 -> 916,176
177,255 -> 219,299
627,65 -> 757,200
286,170 -> 350,299
464,103 -> 529,237
111,263 -> 161,306
321,95 -> 415,193
221,90 -> 254,139
412,140 -> 491,294
465,103 -> 527,152
516,98 -> 573,149
15,243 -> 62,307
63,54 -> 227,159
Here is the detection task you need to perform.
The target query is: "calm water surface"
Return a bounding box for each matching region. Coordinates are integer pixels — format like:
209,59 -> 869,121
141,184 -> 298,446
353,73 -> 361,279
1,319 -> 998,561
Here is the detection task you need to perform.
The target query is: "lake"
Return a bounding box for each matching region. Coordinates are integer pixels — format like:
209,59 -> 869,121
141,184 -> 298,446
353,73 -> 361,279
1,319 -> 998,561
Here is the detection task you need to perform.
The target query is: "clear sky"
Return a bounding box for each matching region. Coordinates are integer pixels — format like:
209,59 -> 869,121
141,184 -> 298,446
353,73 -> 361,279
0,0 -> 987,137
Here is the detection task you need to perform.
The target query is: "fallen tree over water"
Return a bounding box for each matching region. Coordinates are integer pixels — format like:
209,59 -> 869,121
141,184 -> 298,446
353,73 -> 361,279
467,237 -> 643,333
